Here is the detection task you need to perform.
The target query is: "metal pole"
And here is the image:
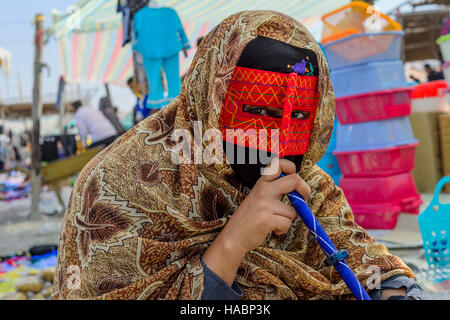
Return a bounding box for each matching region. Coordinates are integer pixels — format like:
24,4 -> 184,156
18,72 -> 25,103
30,13 -> 45,219
104,83 -> 112,105
59,77 -> 66,135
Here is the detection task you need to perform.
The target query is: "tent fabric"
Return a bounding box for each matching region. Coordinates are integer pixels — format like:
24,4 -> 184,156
0,47 -> 12,76
59,26 -> 133,86
58,21 -> 209,86
48,0 -> 350,38
49,0 -> 350,85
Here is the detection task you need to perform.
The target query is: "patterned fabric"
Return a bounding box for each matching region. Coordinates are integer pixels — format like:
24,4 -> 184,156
52,10 -> 415,300
220,66 -> 319,156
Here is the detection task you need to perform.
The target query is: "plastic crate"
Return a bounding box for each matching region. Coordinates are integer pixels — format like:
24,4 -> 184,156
333,142 -> 418,177
323,32 -> 404,70
335,117 -> 417,152
437,34 -> 450,62
331,60 -> 408,98
335,87 -> 413,124
418,176 -> 450,282
321,1 -> 402,44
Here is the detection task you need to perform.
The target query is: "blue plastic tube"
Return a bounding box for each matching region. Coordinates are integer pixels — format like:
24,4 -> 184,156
280,173 -> 371,300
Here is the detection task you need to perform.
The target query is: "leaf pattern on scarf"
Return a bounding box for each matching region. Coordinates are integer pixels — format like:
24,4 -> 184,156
133,161 -> 163,187
73,169 -> 151,270
95,275 -> 133,296
199,184 -> 234,221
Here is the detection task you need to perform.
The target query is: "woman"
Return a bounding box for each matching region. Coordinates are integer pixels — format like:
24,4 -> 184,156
53,11 -> 423,300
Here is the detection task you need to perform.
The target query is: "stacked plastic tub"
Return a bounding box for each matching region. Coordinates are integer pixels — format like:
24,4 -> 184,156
322,2 -> 422,229
317,117 -> 341,185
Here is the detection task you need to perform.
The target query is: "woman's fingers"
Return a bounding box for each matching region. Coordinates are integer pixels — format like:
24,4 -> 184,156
272,214 -> 294,236
259,158 -> 296,182
271,201 -> 298,222
268,173 -> 311,200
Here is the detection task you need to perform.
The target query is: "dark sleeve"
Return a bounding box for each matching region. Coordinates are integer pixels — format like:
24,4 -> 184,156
369,275 -> 427,300
200,258 -> 243,300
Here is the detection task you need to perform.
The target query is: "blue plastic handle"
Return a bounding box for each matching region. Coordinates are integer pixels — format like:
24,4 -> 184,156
280,173 -> 371,300
431,176 -> 450,208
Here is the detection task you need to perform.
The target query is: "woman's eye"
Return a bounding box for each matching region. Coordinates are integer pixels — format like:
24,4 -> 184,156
292,111 -> 310,119
243,105 -> 263,115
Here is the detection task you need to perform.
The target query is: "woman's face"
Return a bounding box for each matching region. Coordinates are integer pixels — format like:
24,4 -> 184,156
220,36 -> 320,188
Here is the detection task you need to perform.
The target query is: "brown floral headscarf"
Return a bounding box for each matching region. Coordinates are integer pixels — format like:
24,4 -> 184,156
52,10 -> 414,300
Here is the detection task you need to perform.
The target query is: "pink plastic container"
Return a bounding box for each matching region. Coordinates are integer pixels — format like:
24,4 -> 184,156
340,172 -> 423,229
333,143 -> 418,177
335,87 -> 413,124
353,212 -> 400,230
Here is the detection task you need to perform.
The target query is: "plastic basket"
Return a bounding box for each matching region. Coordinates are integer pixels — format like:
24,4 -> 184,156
331,60 -> 408,98
323,32 -> 404,70
334,142 -> 418,177
335,87 -> 413,124
336,117 -> 417,152
437,34 -> 450,62
321,1 -> 402,44
418,176 -> 450,283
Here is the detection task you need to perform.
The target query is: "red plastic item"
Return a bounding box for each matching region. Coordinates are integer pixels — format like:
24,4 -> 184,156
353,212 -> 399,230
333,143 -> 418,177
335,87 -> 413,124
412,80 -> 448,99
340,173 -> 422,229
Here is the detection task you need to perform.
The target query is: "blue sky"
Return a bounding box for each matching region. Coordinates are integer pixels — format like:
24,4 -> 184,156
0,0 -> 404,115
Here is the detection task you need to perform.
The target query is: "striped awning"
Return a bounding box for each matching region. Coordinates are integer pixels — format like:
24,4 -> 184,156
59,26 -> 133,85
49,0 -> 350,85
48,0 -> 350,38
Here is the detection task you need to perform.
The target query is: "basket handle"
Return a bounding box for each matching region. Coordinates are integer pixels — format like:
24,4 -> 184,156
431,176 -> 450,207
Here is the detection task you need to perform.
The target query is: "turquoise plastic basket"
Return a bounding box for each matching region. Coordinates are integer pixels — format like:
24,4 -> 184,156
418,176 -> 450,283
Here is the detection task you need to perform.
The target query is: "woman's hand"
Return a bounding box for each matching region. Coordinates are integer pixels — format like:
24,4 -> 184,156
202,158 -> 311,286
221,158 -> 311,255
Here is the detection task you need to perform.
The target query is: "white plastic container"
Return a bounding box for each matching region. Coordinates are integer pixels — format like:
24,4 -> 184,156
446,89 -> 450,109
411,96 -> 449,113
437,34 -> 450,62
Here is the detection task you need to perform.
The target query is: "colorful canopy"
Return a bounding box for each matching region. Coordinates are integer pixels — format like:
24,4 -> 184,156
49,0 -> 350,85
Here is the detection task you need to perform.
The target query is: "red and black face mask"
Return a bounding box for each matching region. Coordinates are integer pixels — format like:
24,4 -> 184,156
220,36 -> 320,188
220,66 -> 319,157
